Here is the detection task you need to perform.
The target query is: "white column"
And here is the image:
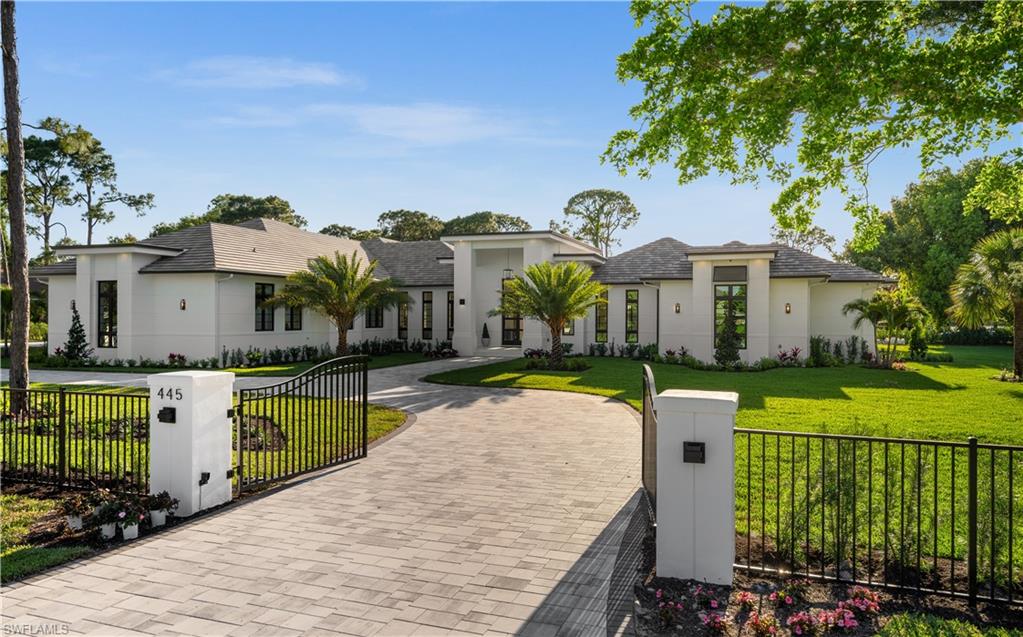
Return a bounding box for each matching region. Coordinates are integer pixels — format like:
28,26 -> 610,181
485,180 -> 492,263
654,389 -> 738,585
148,371 -> 235,517
452,242 -> 476,354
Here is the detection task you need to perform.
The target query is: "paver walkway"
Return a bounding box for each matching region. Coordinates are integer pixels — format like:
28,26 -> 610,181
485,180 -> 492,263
2,358 -> 643,637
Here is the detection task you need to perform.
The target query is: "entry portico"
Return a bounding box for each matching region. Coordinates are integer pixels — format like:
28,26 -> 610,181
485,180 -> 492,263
444,231 -> 606,356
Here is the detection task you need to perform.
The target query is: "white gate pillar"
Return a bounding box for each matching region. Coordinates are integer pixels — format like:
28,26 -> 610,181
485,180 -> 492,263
654,389 -> 738,584
148,371 -> 235,516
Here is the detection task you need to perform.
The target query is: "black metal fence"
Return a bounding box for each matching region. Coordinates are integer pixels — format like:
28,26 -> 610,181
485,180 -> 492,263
0,387 -> 150,492
234,356 -> 368,494
735,428 -> 1022,605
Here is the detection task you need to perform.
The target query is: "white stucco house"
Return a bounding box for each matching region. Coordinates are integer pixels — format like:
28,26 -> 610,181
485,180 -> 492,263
30,218 -> 888,364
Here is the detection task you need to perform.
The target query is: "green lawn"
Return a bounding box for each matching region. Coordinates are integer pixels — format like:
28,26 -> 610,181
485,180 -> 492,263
7,351 -> 432,377
427,345 -> 1022,594
425,345 -> 1021,443
879,614 -> 1022,636
0,493 -> 90,583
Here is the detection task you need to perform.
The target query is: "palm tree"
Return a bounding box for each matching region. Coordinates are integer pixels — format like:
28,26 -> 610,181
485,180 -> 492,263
950,227 -> 1023,379
269,251 -> 405,356
492,261 -> 607,367
843,288 -> 928,364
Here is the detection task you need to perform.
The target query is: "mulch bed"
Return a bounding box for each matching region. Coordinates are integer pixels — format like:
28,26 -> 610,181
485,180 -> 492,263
633,520 -> 1023,636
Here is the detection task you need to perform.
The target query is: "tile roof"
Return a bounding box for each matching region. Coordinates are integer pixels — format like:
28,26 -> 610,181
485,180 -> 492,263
28,261 -> 77,276
593,239 -> 888,284
362,239 -> 453,287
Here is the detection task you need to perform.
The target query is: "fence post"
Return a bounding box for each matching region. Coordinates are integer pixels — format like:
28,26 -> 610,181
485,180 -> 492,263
361,360 -> 368,457
967,436 -> 978,607
234,393 -> 243,498
57,388 -> 67,484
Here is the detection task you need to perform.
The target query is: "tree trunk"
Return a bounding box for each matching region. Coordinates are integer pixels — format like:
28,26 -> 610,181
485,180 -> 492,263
1013,298 -> 1022,380
3,0 -> 31,411
335,318 -> 349,357
549,322 -> 564,368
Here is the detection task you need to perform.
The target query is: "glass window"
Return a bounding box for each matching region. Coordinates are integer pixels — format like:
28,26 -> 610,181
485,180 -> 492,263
714,284 -> 748,350
255,283 -> 275,331
563,321 -> 575,336
595,290 -> 608,343
422,291 -> 433,340
398,298 -> 408,340
713,265 -> 748,282
97,281 -> 117,348
285,306 -> 302,331
365,305 -> 384,329
447,291 -> 454,341
625,289 -> 639,344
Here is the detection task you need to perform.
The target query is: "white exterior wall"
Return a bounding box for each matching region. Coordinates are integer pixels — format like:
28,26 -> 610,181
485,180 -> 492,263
43,276 -> 76,355
809,282 -> 880,352
470,246 -> 524,349
768,279 -> 811,358
402,287 -> 455,347
591,284 -> 658,350
658,280 -> 697,355
134,272 -> 217,361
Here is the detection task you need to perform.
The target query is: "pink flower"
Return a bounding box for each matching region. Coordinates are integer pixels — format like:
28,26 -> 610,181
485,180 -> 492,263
117,511 -> 126,519
785,596 -> 793,605
710,599 -> 718,609
655,589 -> 663,599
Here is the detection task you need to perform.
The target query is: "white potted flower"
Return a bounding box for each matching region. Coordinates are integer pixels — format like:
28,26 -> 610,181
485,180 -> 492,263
94,503 -> 118,540
60,494 -> 89,531
116,495 -> 146,540
147,491 -> 178,527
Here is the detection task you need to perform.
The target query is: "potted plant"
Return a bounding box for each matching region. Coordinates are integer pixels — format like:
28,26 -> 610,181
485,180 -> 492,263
481,322 -> 490,347
118,496 -> 146,540
89,488 -> 116,517
60,493 -> 90,531
94,502 -> 119,540
147,491 -> 179,527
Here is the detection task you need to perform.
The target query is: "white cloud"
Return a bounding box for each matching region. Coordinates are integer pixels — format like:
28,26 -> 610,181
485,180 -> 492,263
160,56 -> 360,89
207,105 -> 300,128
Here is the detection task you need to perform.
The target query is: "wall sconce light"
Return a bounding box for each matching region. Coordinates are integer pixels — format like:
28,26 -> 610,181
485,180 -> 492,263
502,268 -> 514,280
785,302 -> 792,314
459,299 -> 466,305
674,302 -> 681,314
70,300 -> 76,310
179,299 -> 187,311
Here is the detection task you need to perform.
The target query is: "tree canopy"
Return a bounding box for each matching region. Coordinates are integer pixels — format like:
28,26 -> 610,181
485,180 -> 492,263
557,189 -> 639,256
150,194 -> 305,236
605,1 -> 1023,244
770,224 -> 835,256
442,211 -> 530,235
845,161 -> 1009,322
375,209 -> 445,242
319,224 -> 382,241
70,142 -> 153,244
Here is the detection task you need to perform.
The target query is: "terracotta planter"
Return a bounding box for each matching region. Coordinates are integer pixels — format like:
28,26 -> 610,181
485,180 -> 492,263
121,524 -> 139,540
99,523 -> 116,540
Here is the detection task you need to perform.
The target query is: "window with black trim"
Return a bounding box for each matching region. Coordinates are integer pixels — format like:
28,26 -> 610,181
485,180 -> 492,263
563,321 -> 575,336
595,291 -> 608,343
285,306 -> 302,331
713,265 -> 748,282
255,283 -> 275,331
714,284 -> 748,350
398,299 -> 408,340
625,289 -> 639,343
97,281 -> 117,348
365,305 -> 384,329
422,291 -> 433,340
447,291 -> 454,341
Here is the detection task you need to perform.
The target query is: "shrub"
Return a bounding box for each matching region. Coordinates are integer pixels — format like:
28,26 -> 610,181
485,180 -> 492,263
777,346 -> 802,366
523,357 -> 590,372
908,325 -> 929,360
61,306 -> 93,362
28,321 -> 47,341
714,304 -> 742,368
935,325 -> 1012,346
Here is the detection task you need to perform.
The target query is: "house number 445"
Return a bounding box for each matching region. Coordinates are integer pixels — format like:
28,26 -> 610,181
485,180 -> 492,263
156,387 -> 183,401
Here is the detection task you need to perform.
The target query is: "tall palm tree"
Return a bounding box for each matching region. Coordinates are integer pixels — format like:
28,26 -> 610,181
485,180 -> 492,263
269,251 -> 405,356
950,227 -> 1023,379
843,288 -> 928,364
492,261 -> 607,367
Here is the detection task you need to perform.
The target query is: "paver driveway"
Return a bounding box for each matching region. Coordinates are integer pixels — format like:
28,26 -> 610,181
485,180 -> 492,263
2,358 -> 643,636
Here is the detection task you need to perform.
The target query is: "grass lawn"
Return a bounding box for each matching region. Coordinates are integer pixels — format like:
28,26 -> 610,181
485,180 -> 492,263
0,493 -> 90,583
4,351 -> 432,377
425,345 -> 1021,444
879,614 -> 1022,636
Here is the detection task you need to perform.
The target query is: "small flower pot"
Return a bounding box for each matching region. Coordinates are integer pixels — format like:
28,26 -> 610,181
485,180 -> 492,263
120,524 -> 139,540
99,522 -> 117,540
65,514 -> 84,531
149,509 -> 167,527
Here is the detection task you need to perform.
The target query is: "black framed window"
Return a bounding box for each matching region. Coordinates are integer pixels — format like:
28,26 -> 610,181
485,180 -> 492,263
625,289 -> 639,344
365,305 -> 384,329
595,290 -> 608,343
285,306 -> 302,331
398,298 -> 408,340
714,284 -> 748,350
422,291 -> 433,340
255,283 -> 275,331
563,321 -> 575,336
97,281 -> 117,348
447,291 -> 454,341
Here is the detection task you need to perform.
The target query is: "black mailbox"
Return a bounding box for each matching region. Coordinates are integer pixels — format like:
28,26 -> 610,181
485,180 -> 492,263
683,441 -> 706,464
157,406 -> 176,424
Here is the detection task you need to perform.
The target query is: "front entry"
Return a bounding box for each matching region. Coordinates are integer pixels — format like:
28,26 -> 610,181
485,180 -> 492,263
501,278 -> 522,346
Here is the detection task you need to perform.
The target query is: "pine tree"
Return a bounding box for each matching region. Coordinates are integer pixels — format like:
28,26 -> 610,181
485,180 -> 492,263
62,305 -> 93,361
714,303 -> 741,368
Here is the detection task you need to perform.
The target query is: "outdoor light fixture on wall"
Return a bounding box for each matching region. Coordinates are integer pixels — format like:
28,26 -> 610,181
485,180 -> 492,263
180,299 -> 187,311
70,300 -> 76,310
502,268 -> 513,280
785,303 -> 792,314
674,302 -> 681,314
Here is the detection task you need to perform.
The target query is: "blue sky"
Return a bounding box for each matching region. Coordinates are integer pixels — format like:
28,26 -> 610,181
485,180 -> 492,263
16,1 -> 984,254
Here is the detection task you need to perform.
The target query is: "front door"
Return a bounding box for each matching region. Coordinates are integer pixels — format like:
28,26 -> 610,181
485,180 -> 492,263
501,279 -> 522,346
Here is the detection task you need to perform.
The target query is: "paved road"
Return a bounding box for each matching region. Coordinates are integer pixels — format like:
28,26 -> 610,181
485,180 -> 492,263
2,358 -> 643,637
